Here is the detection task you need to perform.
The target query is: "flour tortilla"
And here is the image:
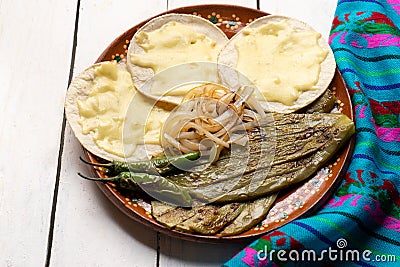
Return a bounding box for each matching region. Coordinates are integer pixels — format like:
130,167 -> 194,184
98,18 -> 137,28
127,13 -> 229,105
64,62 -> 163,162
218,15 -> 336,113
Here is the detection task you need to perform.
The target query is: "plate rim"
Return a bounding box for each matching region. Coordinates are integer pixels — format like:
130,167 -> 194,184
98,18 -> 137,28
83,4 -> 356,243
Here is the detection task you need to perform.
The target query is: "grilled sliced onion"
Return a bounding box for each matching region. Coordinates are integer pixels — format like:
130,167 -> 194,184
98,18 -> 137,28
162,83 -> 264,162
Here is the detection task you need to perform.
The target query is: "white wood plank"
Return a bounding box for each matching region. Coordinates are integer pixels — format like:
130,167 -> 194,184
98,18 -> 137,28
260,0 -> 337,39
0,0 -> 77,265
73,0 -> 168,74
51,0 -> 167,266
51,126 -> 158,267
168,0 -> 257,10
159,235 -> 248,267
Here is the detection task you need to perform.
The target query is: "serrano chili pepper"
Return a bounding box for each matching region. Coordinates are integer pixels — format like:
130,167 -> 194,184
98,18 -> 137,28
78,172 -> 193,207
80,152 -> 200,176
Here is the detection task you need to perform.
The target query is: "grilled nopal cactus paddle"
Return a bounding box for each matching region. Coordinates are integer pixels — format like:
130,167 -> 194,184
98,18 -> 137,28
152,201 -> 245,234
175,203 -> 245,234
151,193 -> 278,236
215,113 -> 354,202
166,113 -> 354,203
298,88 -> 336,114
151,201 -> 200,228
219,193 -> 278,236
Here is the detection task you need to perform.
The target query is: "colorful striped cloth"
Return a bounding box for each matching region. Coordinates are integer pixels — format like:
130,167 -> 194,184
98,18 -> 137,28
224,0 -> 400,266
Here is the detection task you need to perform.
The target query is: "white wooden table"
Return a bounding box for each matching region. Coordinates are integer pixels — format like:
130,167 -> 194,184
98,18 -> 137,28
0,1 -> 337,266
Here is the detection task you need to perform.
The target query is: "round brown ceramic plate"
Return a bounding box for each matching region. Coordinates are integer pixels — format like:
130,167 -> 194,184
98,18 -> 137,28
85,4 -> 354,243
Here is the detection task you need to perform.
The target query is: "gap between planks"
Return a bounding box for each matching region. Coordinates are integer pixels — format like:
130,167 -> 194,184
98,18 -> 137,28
45,1 -> 81,266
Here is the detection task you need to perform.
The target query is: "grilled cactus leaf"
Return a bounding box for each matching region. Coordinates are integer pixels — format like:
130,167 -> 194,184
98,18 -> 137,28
215,113 -> 355,202
151,201 -> 198,228
152,201 -> 244,234
219,193 -> 278,236
175,203 -> 244,234
151,196 -> 276,236
151,201 -> 176,217
298,88 -> 336,114
166,113 -> 354,203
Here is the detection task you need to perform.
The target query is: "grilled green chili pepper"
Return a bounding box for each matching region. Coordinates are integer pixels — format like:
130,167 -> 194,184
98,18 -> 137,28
78,172 -> 193,207
80,152 -> 200,176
